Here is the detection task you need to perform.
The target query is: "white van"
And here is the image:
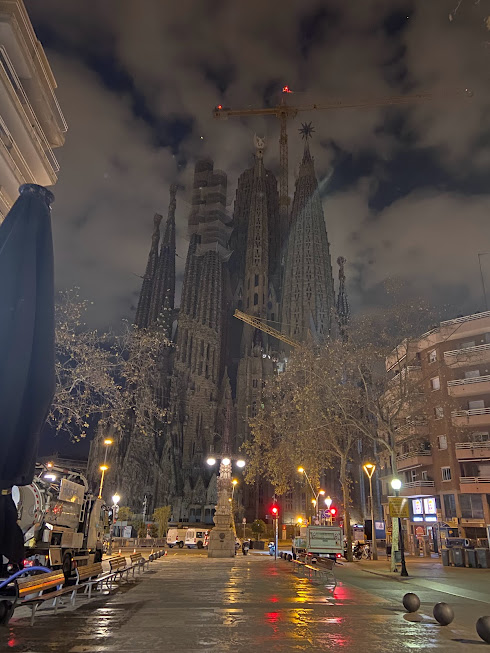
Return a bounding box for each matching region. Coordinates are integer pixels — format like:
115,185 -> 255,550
185,528 -> 208,549
166,527 -> 187,548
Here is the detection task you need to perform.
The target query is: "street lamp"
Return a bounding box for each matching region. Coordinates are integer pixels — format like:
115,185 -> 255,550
109,493 -> 120,555
98,464 -> 108,499
391,478 -> 408,577
363,463 -> 378,561
324,496 -> 333,525
102,438 -> 113,465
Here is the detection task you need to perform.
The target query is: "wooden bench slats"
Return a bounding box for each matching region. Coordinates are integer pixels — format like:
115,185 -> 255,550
17,572 -> 65,597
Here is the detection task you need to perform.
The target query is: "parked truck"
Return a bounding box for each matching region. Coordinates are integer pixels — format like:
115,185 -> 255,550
292,525 -> 344,561
12,463 -> 107,578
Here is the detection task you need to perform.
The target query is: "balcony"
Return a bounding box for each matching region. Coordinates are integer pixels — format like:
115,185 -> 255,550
400,480 -> 435,497
396,450 -> 433,470
444,343 -> 490,368
394,420 -> 429,442
451,407 -> 490,428
455,442 -> 490,461
447,374 -> 490,398
459,476 -> 490,493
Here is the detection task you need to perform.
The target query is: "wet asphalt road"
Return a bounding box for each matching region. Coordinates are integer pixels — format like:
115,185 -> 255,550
1,552 -> 489,652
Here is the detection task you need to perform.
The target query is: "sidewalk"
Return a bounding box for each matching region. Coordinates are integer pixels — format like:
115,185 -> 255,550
355,554 -> 490,605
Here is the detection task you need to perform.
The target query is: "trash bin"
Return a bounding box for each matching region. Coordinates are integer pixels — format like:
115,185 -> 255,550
452,547 -> 464,567
475,548 -> 490,568
464,549 -> 477,568
441,549 -> 450,567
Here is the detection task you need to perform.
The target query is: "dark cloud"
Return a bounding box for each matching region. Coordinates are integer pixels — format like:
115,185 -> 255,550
24,0 -> 490,327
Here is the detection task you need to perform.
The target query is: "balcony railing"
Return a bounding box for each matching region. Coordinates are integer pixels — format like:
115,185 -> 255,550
455,441 -> 490,449
403,480 -> 435,488
451,408 -> 490,418
460,476 -> 490,484
441,311 -> 490,327
448,374 -> 490,387
444,343 -> 490,361
396,450 -> 432,461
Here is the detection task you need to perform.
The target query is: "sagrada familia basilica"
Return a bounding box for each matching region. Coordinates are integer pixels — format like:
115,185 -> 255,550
88,127 -> 349,524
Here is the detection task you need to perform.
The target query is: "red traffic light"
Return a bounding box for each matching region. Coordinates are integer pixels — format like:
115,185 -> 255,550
271,505 -> 279,517
330,507 -> 337,517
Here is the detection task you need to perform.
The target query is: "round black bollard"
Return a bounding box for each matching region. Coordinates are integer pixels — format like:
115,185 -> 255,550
402,593 -> 421,613
433,602 -> 454,626
476,616 -> 490,643
149,554 -> 154,562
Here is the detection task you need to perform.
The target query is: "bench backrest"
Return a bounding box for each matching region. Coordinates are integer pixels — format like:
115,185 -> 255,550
129,553 -> 143,563
108,556 -> 127,571
17,571 -> 65,598
77,562 -> 104,582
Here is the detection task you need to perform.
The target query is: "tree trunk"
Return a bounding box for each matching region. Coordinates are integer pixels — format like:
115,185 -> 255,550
340,455 -> 353,562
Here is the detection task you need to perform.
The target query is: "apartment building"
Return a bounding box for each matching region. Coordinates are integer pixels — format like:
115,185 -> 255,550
380,310 -> 490,542
0,0 -> 66,219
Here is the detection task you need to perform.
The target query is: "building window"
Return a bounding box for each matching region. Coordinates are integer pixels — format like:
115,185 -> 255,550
251,401 -> 257,418
441,466 -> 452,481
421,470 -> 428,481
460,494 -> 484,519
428,350 -> 437,363
461,340 -> 475,349
443,494 -> 457,519
464,369 -> 480,379
252,379 -> 258,388
430,376 -> 441,391
434,406 -> 444,419
254,274 -> 259,287
254,293 -> 258,306
438,435 -> 448,450
469,399 -> 485,410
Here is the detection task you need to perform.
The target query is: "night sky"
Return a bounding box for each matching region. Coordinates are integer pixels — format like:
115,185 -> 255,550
25,1 -> 490,327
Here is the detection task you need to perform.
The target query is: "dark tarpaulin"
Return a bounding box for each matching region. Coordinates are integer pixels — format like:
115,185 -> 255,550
0,184 -> 55,564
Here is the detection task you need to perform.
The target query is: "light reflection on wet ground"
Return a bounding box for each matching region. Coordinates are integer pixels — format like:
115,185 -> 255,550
1,554 -> 485,652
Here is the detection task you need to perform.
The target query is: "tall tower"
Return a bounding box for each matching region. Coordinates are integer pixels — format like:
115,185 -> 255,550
281,123 -> 335,343
234,137 -> 280,450
168,159 -> 232,521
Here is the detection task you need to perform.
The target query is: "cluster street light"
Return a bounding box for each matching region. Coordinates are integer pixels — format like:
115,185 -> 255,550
298,467 -> 325,523
363,463 -> 378,560
391,478 -> 408,577
324,496 -> 333,525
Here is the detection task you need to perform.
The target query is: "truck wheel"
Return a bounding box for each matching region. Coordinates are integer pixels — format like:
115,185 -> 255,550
0,601 -> 14,626
178,541 -> 184,549
168,544 -> 173,548
62,553 -> 73,581
197,541 -> 203,549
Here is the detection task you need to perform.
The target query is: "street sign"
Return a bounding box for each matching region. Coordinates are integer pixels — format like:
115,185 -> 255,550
388,496 -> 409,518
242,518 -> 246,524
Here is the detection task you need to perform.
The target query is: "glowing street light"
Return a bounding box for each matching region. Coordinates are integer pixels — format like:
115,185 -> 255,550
236,459 -> 246,468
325,496 -> 332,509
98,464 -> 109,499
363,462 -> 378,560
206,457 -> 216,466
222,457 -> 231,466
102,438 -> 113,465
391,477 -> 408,577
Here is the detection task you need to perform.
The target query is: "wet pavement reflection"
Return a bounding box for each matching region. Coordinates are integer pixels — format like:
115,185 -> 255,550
0,554 -> 485,652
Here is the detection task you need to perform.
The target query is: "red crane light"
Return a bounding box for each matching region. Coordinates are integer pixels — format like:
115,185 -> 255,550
217,104 -> 222,110
282,86 -> 291,93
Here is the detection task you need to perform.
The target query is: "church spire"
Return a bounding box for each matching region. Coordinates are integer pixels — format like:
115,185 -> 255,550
281,125 -> 335,343
149,184 -> 177,335
135,213 -> 162,329
336,256 -> 349,342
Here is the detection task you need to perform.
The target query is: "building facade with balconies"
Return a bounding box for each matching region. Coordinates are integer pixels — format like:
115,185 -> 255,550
0,0 -> 66,219
380,311 -> 490,541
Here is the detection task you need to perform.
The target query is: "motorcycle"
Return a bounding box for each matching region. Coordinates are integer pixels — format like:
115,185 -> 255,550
352,542 -> 371,560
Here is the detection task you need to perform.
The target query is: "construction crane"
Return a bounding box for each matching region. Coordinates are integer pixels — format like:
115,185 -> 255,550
234,309 -> 302,349
214,86 -> 469,227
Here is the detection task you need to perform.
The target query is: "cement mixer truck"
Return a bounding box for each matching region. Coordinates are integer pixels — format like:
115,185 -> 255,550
12,462 -> 107,578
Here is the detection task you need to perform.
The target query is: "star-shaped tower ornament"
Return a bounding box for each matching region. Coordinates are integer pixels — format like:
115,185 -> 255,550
299,122 -> 315,140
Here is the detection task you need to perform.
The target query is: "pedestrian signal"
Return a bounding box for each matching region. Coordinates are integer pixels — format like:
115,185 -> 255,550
271,504 -> 279,518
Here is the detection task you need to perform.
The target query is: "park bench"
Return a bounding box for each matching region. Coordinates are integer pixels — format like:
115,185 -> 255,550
107,556 -> 131,582
308,557 -> 337,590
127,553 -> 149,576
15,570 -> 72,625
75,562 -> 115,598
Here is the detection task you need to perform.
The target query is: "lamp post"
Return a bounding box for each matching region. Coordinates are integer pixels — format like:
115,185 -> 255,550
325,496 -> 332,525
206,455 -> 246,558
298,467 -> 324,523
109,493 -> 120,555
102,438 -> 113,465
363,463 -> 378,560
391,478 -> 408,577
98,464 -> 108,499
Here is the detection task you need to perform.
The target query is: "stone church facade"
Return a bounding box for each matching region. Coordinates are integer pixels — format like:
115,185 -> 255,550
89,130 -> 344,524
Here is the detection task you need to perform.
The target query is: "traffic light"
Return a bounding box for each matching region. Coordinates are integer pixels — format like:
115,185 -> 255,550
330,507 -> 337,522
271,504 -> 279,518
